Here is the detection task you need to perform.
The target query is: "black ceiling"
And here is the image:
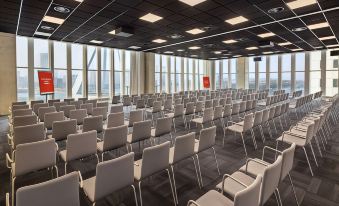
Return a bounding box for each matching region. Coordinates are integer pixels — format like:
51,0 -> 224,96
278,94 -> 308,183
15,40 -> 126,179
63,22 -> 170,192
1,0 -> 339,59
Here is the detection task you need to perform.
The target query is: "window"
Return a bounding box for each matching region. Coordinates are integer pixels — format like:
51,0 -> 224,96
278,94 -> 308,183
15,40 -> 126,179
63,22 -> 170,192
281,54 -> 292,93
53,41 -> 67,99
194,59 -> 199,90
34,39 -> 50,100
326,50 -> 339,96
222,59 -> 229,88
269,55 -> 278,93
184,58 -> 188,91
16,36 -> 29,101
175,57 -> 181,92
188,58 -> 193,91
101,48 -> 111,97
198,60 -> 204,90
161,55 -> 168,93
258,56 -> 266,91
155,54 -> 161,93
230,58 -> 237,88
125,51 -> 131,95
248,57 -> 256,89
114,49 -> 123,95
71,44 -> 83,98
215,60 -> 220,89
295,53 -> 305,92
87,46 -> 98,98
310,51 -> 322,94
170,57 -> 175,93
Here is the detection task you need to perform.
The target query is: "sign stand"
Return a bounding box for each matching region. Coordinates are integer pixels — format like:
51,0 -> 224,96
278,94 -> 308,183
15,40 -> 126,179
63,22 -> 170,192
38,70 -> 55,102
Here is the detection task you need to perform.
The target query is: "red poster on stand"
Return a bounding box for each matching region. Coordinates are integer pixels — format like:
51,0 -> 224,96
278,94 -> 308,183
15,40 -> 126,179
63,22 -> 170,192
38,71 -> 54,95
203,76 -> 210,88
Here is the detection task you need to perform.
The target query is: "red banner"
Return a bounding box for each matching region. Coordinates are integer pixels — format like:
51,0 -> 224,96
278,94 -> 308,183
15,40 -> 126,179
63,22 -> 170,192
38,71 -> 54,95
203,76 -> 210,88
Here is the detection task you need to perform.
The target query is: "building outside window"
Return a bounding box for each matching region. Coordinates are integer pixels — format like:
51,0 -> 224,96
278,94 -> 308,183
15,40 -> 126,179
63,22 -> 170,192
155,54 -> 161,93
269,55 -> 278,93
175,57 -> 181,92
281,54 -> 291,93
248,57 -> 255,89
188,58 -> 193,91
101,47 -> 111,97
215,60 -> 220,90
53,41 -> 67,99
34,39 -> 50,100
114,49 -> 123,95
71,44 -> 83,98
258,56 -> 266,91
310,51 -> 322,94
295,52 -> 305,92
230,58 -> 237,88
87,46 -> 98,98
326,50 -> 339,97
222,59 -> 229,88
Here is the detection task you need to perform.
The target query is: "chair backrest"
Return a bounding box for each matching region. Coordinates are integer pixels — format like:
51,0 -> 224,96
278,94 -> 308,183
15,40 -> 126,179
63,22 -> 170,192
83,116 -> 103,133
69,100 -> 83,109
304,123 -> 315,144
202,107 -> 214,123
12,105 -> 29,111
80,103 -> 93,115
44,112 -> 64,130
243,113 -> 254,131
253,111 -> 263,127
252,100 -> 257,109
12,108 -> 33,118
172,132 -> 195,164
268,107 -> 275,120
30,100 -> 44,109
131,120 -> 152,143
239,101 -> 247,113
38,106 -> 56,122
52,119 -> 77,141
66,130 -> 97,161
13,115 -> 37,128
223,104 -> 232,117
280,143 -> 296,181
261,156 -> 283,205
213,106 -> 223,120
164,99 -> 172,111
53,102 -> 67,112
152,101 -> 162,112
92,107 -> 108,120
64,98 -> 75,105
154,117 -> 172,137
78,97 -> 88,102
140,141 -> 170,179
261,109 -> 270,123
274,105 -> 281,117
195,101 -> 204,113
213,99 -> 219,108
136,99 -> 146,109
85,99 -> 97,108
226,97 -> 232,104
234,175 -> 262,206
123,97 -> 132,106
16,172 -> 80,206
33,103 -> 49,115
128,110 -> 143,127
246,100 -> 253,111
110,105 -> 123,114
197,126 -> 216,152
106,112 -> 124,128
93,152 -> 134,201
97,102 -> 109,108
232,103 -> 240,115
205,100 -> 213,109
219,98 -> 226,107
12,101 -> 27,106
185,102 -> 195,115
69,109 -> 87,125
60,105 -> 76,118
13,123 -> 45,148
102,125 -> 128,151
112,96 -> 121,104
14,139 -> 57,177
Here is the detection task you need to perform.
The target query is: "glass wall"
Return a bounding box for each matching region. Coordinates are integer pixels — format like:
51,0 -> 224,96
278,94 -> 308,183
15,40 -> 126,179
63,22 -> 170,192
230,58 -> 237,88
281,54 -> 291,93
222,59 -> 228,89
71,44 -> 83,98
248,57 -> 256,89
170,57 -> 175,93
310,51 -> 322,94
16,36 -> 29,101
198,60 -> 204,90
53,41 -> 67,99
175,57 -> 181,92
114,49 -> 123,95
34,39 -> 50,100
269,55 -> 279,92
215,60 -> 220,89
326,50 -> 339,96
101,47 -> 111,97
295,53 -> 305,92
125,51 -> 131,95
161,55 -> 168,93
87,46 -> 98,98
258,56 -> 266,90
155,54 -> 161,93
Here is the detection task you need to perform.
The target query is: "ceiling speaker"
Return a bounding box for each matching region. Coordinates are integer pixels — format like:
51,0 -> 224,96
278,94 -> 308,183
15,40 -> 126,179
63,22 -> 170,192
254,57 -> 262,62
259,41 -> 274,48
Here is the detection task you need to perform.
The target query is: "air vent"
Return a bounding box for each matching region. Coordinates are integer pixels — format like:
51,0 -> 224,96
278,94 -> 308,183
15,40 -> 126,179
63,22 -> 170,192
236,37 -> 249,42
41,25 -> 54,31
292,27 -> 307,32
268,7 -> 285,14
54,6 -> 70,14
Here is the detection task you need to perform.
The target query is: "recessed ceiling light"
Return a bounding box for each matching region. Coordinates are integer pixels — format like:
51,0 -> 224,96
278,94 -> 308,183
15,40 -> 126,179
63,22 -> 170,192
109,30 -> 116,35
246,46 -> 258,50
177,49 -> 184,52
186,28 -> 205,35
319,36 -> 336,41
139,13 -> 163,23
209,57 -> 218,60
327,44 -> 339,48
152,39 -> 167,43
292,27 -> 307,32
291,48 -> 303,51
35,32 -> 52,37
74,0 -> 83,2
164,51 -> 173,54
128,46 -> 141,49
314,46 -> 323,49
42,16 -> 65,24
167,34 -> 184,39
40,25 -> 54,31
287,0 -> 317,10
223,39 -> 237,44
258,32 -> 275,38
179,0 -> 207,6
263,51 -> 274,54
54,6 -> 70,14
189,46 -> 201,50
90,40 -> 103,44
278,42 -> 292,46
191,55 -> 198,57
214,51 -> 222,54
268,7 -> 285,14
225,16 -> 248,25
307,22 -> 329,30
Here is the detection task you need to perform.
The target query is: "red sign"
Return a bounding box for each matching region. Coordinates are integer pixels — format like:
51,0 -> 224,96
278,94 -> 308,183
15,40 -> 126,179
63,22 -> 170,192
203,76 -> 210,88
38,71 -> 54,95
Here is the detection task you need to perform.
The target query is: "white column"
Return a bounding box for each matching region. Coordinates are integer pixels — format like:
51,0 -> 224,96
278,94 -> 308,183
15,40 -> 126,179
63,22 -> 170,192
304,52 -> 310,95
28,37 -> 34,100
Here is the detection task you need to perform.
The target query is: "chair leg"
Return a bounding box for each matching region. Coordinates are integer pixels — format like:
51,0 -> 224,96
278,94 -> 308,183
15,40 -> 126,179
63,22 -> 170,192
11,177 -> 16,206
54,165 -> 59,178
166,169 -> 177,205
195,154 -> 204,187
274,190 -> 281,206
240,133 -> 248,157
259,125 -> 266,143
138,181 -> 143,206
302,147 -> 314,176
276,188 -> 283,206
192,157 -> 202,188
250,128 -> 257,150
309,143 -> 319,167
131,185 -> 139,206
173,118 -> 176,133
288,173 -> 300,206
170,166 -> 179,204
64,162 -> 67,174
211,147 -> 220,175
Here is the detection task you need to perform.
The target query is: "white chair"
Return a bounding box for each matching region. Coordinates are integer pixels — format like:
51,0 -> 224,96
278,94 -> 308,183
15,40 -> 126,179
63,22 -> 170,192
69,109 -> 87,127
146,101 -> 163,123
125,110 -> 144,127
86,99 -> 98,108
59,130 -> 99,174
83,152 -> 138,206
134,141 -> 176,206
11,115 -> 37,129
53,102 -> 67,112
151,117 -> 173,144
44,112 -> 64,131
60,105 -> 76,119
38,106 -> 56,122
12,109 -> 33,119
127,120 -> 152,152
9,123 -> 46,150
112,95 -> 121,104
83,116 -> 103,134
110,105 -> 123,114
33,103 -> 49,115
80,103 -> 94,115
48,119 -> 77,142
166,104 -> 186,132
92,107 -> 108,121
190,107 -> 214,131
69,100 -> 83,109
106,112 -> 124,128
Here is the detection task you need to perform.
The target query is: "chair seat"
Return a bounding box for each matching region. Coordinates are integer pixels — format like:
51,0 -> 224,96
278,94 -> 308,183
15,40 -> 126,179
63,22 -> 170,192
166,113 -> 175,118
169,147 -> 175,164
83,176 -> 96,202
192,190 -> 234,206
151,128 -> 156,137
277,134 -> 306,146
124,121 -> 131,127
191,117 -> 203,124
59,150 -> 67,162
127,134 -> 133,143
239,158 -> 268,177
227,124 -> 244,133
216,171 -> 255,198
97,142 -> 104,153
134,160 -> 142,180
